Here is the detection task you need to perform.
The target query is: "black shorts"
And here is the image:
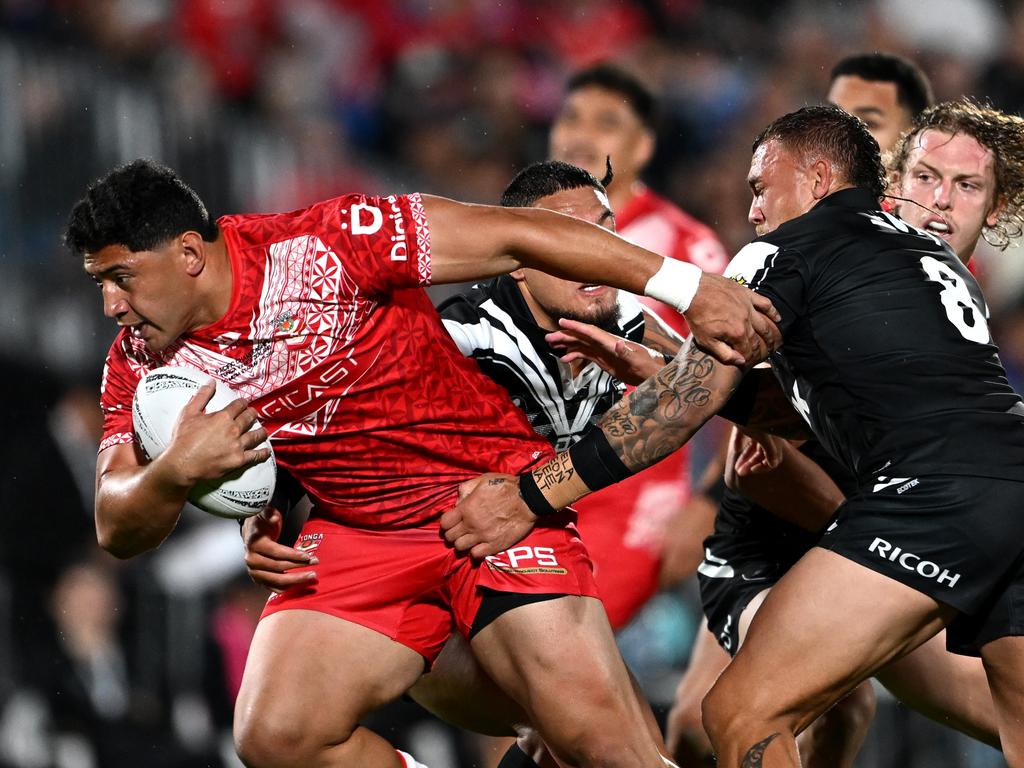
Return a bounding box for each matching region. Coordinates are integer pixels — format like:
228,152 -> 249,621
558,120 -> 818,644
821,473 -> 1024,656
698,512 -> 818,656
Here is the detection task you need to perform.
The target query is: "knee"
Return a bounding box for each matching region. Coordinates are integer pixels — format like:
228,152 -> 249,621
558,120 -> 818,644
702,675 -> 783,750
234,707 -> 353,768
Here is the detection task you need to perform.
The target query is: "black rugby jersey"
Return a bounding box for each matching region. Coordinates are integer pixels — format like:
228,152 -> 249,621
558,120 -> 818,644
437,275 -> 646,452
726,187 -> 1024,484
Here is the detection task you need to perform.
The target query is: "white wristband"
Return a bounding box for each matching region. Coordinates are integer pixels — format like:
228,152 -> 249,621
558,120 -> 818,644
643,258 -> 703,314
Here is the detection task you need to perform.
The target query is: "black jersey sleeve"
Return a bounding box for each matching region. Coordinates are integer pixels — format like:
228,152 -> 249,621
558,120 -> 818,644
723,240 -> 809,338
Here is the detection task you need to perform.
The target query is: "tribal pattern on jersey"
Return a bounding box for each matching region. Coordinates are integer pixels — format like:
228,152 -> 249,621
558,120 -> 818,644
100,193 -> 552,527
724,187 -> 1024,485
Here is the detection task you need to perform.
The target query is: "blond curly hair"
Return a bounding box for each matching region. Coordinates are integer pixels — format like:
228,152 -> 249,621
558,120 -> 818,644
889,98 -> 1024,250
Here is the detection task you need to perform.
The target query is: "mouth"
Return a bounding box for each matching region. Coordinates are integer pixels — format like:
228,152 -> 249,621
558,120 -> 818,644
579,284 -> 608,296
924,217 -> 952,238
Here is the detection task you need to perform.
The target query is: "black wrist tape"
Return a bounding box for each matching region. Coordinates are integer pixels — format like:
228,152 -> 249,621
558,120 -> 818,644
518,472 -> 559,517
568,428 -> 634,492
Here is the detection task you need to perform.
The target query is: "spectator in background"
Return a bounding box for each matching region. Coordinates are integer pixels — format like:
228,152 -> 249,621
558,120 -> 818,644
547,61 -> 730,649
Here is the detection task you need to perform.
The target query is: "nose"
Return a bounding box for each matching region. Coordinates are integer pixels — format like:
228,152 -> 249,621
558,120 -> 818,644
934,179 -> 953,210
748,199 -> 764,226
102,284 -> 128,319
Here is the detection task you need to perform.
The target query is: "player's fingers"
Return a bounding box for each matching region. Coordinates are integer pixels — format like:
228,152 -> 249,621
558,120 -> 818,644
701,337 -> 745,367
221,396 -> 251,419
184,381 -> 217,413
249,567 -> 317,593
750,291 -> 782,323
242,427 -> 269,450
452,533 -> 478,553
470,541 -> 499,559
442,520 -> 466,544
235,406 -> 260,432
750,308 -> 782,353
244,446 -> 272,466
245,537 -> 315,564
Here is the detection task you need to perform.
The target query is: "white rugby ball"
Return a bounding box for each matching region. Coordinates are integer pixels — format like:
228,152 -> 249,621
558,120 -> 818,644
132,366 -> 276,519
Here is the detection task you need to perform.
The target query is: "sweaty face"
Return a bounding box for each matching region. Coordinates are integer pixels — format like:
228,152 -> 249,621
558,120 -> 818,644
548,85 -> 652,182
896,129 -> 1002,263
516,186 -> 620,330
84,241 -> 198,352
827,75 -> 913,153
747,140 -> 820,236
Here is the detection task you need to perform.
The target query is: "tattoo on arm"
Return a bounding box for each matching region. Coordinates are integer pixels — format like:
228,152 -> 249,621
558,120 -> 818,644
599,341 -> 742,471
487,477 -> 507,487
639,305 -> 685,355
533,452 -> 575,492
741,733 -> 781,768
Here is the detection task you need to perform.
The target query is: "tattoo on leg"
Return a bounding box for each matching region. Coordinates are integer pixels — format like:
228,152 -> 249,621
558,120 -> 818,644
740,733 -> 780,768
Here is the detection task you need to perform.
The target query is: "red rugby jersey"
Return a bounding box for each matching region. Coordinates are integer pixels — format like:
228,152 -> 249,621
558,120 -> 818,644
100,193 -> 552,528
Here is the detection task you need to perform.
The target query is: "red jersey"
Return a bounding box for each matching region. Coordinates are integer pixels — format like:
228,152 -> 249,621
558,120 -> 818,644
617,186 -> 730,337
100,193 -> 552,528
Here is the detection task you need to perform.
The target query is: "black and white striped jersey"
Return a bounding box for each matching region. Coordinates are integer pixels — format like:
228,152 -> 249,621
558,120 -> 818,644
437,275 -> 646,452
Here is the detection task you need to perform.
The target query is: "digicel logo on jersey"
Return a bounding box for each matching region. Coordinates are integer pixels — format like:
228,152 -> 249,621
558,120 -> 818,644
346,198 -> 409,262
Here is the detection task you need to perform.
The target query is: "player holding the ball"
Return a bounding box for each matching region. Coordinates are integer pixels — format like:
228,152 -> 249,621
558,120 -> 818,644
67,159 -> 778,768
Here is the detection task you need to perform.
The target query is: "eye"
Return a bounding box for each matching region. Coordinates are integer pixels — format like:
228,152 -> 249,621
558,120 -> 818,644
114,273 -> 132,287
958,180 -> 979,192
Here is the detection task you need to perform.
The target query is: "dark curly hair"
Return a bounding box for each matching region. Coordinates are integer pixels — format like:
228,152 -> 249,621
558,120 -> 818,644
65,158 -> 217,256
500,159 -> 612,208
889,98 -> 1024,250
753,105 -> 887,201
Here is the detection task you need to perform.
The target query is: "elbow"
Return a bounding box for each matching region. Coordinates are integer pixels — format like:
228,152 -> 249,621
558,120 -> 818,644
95,516 -> 154,560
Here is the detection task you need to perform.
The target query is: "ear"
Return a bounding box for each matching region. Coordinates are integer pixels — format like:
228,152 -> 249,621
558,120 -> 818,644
986,195 -> 1007,229
180,231 -> 207,277
633,129 -> 656,171
810,158 -> 833,200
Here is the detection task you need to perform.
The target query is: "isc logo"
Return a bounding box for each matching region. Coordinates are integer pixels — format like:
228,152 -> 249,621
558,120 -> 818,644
486,546 -> 560,571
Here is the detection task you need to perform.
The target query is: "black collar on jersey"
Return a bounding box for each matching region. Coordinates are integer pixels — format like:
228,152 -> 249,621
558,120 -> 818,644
811,187 -> 880,212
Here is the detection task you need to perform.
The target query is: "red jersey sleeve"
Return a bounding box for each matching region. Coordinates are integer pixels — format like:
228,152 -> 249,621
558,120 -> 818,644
316,192 -> 432,298
98,332 -> 144,452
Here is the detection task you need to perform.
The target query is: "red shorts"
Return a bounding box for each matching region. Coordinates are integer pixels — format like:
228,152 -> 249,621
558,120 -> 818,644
574,448 -> 690,629
261,513 -> 598,664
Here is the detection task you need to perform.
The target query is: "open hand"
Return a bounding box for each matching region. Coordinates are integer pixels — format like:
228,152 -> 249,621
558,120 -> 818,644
241,507 -> 318,593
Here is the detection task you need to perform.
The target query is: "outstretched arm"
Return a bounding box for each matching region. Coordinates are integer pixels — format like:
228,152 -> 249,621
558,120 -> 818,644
441,340 -> 746,557
421,195 -> 780,366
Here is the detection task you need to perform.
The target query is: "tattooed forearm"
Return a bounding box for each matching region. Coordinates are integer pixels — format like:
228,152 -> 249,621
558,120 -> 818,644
740,733 -> 780,767
533,451 -> 575,492
599,342 -> 743,471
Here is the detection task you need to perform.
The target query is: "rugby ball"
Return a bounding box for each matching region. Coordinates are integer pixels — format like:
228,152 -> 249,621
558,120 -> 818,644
132,366 -> 276,519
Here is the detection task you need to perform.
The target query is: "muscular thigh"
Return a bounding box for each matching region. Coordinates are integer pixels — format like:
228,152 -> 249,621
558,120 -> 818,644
237,609 -> 425,738
408,634 -> 526,737
717,547 -> 955,732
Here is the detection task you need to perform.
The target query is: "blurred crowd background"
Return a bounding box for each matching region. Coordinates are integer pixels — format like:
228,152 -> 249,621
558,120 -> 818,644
2,1 -> 1024,766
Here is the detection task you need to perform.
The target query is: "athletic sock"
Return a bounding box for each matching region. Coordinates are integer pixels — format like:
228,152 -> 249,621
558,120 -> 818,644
496,743 -> 542,768
396,749 -> 430,768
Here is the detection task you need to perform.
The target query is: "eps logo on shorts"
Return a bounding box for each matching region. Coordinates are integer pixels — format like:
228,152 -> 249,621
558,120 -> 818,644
485,546 -> 567,575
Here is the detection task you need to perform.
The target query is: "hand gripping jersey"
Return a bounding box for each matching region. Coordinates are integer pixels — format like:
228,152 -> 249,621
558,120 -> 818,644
439,276 -> 688,628
726,187 -> 1024,485
99,194 -> 553,528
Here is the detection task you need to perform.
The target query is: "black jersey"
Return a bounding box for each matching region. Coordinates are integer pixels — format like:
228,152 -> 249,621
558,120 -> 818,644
726,187 -> 1024,484
437,275 -> 646,452
716,439 -> 857,542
